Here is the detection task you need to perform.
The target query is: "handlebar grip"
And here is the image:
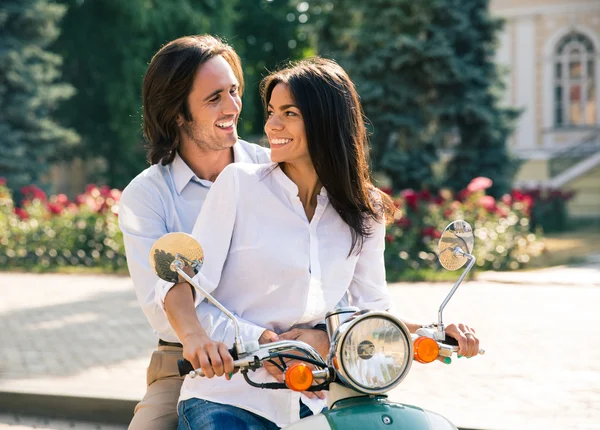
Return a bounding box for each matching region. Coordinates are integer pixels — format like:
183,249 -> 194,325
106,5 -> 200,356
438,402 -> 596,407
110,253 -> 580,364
178,359 -> 194,376
177,346 -> 239,377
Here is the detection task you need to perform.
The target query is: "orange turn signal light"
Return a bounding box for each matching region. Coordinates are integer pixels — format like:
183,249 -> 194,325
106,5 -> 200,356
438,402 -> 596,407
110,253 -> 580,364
414,336 -> 440,364
284,363 -> 314,392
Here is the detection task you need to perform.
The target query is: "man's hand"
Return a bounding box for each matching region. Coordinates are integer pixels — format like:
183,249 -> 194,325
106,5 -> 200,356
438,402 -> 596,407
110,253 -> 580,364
444,323 -> 480,358
181,332 -> 235,380
278,328 -> 329,359
276,328 -> 330,400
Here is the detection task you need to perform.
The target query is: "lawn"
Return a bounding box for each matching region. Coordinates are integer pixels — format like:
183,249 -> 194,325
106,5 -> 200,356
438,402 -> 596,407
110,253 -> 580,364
527,227 -> 600,268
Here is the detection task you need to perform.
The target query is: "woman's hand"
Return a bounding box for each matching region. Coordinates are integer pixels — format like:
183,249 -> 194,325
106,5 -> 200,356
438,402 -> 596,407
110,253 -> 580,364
182,332 -> 235,380
444,323 -> 480,358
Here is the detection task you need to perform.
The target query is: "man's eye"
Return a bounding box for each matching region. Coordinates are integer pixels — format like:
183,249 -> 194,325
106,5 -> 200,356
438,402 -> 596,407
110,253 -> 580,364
230,88 -> 239,95
209,96 -> 220,103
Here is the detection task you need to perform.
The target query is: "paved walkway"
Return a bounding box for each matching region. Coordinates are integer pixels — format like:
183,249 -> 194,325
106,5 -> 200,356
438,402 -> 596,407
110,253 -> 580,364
0,261 -> 599,430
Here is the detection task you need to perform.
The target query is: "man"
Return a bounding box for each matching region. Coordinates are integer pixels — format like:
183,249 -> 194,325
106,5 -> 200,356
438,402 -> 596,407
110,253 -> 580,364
119,35 -> 329,429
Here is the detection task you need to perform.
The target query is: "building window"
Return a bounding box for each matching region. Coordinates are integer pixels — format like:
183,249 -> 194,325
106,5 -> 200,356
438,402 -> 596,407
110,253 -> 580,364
554,32 -> 596,127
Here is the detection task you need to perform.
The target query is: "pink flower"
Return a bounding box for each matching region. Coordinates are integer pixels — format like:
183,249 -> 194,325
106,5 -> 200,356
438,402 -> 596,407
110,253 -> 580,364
400,189 -> 419,210
56,194 -> 69,205
421,226 -> 441,239
394,216 -> 412,229
467,177 -> 493,193
14,208 -> 28,219
21,185 -> 47,202
48,203 -> 63,215
385,234 -> 395,244
0,178 -> 6,186
479,195 -> 496,212
501,194 -> 512,206
379,186 -> 393,196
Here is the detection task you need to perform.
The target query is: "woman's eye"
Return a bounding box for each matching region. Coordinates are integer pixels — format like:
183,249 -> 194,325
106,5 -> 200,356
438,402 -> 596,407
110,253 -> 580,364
209,96 -> 220,103
285,111 -> 297,117
267,110 -> 274,117
230,88 -> 239,95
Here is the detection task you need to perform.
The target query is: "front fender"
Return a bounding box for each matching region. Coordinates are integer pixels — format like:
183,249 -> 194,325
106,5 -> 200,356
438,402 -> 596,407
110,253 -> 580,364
304,397 -> 457,430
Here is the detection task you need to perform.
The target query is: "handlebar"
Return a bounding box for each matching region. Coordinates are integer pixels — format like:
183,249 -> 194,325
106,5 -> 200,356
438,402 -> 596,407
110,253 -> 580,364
177,339 -> 329,379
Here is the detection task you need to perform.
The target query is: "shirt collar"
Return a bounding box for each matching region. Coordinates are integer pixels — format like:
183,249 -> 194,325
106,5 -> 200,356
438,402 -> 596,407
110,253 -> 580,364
232,140 -> 254,163
172,141 -> 253,195
171,151 -> 198,195
270,164 -> 329,200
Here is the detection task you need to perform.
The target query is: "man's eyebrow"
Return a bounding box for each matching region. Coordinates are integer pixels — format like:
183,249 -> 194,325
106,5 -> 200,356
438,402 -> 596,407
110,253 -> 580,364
203,89 -> 223,102
202,84 -> 239,102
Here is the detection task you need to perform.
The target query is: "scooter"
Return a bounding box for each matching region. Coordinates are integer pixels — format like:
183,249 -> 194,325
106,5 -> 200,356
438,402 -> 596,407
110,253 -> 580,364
149,220 -> 484,429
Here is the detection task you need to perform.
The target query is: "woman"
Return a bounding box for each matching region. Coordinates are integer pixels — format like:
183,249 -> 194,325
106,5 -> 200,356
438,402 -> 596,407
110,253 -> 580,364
161,58 -> 479,430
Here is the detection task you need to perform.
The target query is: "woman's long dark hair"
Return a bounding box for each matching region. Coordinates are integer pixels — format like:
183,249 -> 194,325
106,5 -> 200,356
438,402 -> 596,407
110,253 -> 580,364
261,58 -> 394,255
142,35 -> 244,165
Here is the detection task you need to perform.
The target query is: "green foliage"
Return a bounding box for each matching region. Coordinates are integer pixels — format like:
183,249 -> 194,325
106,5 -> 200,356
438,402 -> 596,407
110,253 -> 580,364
0,0 -> 79,194
232,0 -> 315,138
383,177 -> 544,281
0,181 -> 125,272
314,0 -> 518,195
517,187 -> 575,233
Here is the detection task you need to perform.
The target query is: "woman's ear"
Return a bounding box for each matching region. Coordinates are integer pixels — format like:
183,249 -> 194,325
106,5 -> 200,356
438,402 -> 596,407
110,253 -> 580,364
176,113 -> 184,127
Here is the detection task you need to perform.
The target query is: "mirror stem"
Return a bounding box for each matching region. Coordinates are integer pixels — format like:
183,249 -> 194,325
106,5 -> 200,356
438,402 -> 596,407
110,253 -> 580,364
173,260 -> 246,355
436,249 -> 476,341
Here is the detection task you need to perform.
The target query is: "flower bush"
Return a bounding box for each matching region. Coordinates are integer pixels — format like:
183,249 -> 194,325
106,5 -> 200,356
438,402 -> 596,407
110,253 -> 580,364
1,176 -> 547,278
0,181 -> 126,272
383,177 -> 545,281
515,186 -> 575,233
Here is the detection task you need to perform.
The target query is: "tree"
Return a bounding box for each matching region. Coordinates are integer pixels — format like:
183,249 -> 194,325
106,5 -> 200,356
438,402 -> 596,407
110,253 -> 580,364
53,0 -> 237,189
435,0 -> 520,197
232,0 -> 315,138
0,0 -> 79,195
315,0 -> 518,196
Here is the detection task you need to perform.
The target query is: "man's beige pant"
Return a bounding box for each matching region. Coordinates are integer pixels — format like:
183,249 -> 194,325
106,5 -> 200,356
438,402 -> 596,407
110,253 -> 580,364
128,345 -> 184,430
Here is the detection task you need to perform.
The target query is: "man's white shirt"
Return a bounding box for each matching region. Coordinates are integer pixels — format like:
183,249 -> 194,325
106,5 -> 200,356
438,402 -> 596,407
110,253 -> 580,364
119,140 -> 272,343
155,162 -> 392,427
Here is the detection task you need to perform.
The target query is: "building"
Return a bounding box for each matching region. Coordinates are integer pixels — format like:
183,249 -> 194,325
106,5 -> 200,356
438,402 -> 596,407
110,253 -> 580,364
491,0 -> 600,219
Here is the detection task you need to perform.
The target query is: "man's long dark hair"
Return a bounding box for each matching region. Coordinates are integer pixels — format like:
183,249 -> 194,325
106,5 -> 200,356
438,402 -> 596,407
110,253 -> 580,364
261,58 -> 394,255
142,35 -> 244,165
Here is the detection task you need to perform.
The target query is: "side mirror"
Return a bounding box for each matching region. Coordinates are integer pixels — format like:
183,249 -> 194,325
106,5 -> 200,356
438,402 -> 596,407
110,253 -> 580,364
149,232 -> 248,355
149,232 -> 204,283
433,220 -> 476,341
438,220 -> 474,271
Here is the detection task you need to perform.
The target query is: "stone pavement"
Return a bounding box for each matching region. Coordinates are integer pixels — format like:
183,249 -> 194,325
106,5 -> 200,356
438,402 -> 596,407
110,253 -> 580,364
0,261 -> 599,430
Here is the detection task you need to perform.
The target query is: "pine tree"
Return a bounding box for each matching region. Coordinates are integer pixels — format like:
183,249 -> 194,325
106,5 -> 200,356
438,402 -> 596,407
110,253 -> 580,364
315,0 -> 518,195
436,0 -> 520,197
0,0 -> 79,194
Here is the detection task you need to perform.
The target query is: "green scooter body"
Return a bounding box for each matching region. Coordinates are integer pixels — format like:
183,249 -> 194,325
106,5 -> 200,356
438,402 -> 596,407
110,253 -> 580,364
324,396 -> 457,429
287,396 -> 457,430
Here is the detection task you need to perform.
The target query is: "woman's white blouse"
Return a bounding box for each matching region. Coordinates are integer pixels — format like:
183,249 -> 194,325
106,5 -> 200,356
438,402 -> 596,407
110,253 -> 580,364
156,162 -> 391,427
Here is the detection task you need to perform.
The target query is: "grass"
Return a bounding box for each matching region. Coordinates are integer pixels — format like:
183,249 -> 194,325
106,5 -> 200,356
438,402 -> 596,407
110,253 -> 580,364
527,227 -> 600,269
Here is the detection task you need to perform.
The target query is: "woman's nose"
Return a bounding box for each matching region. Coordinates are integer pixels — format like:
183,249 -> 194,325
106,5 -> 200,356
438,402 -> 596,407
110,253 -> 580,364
265,115 -> 283,131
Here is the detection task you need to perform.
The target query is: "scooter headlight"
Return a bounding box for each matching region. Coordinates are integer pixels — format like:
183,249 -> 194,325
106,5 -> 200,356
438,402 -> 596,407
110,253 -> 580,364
330,310 -> 413,395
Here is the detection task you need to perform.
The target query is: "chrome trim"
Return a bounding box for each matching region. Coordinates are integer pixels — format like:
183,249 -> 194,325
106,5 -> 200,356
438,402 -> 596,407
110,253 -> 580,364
329,310 -> 413,395
325,306 -> 359,340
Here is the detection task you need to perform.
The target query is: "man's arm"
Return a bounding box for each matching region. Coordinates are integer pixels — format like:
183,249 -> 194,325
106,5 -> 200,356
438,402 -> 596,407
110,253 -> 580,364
120,178 -> 271,377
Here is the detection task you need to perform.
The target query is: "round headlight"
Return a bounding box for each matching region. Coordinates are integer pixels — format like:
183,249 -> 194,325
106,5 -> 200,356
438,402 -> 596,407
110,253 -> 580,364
331,311 -> 413,395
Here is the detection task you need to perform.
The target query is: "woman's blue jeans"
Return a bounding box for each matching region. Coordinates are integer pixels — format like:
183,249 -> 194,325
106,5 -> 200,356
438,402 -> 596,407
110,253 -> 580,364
178,398 -> 280,430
